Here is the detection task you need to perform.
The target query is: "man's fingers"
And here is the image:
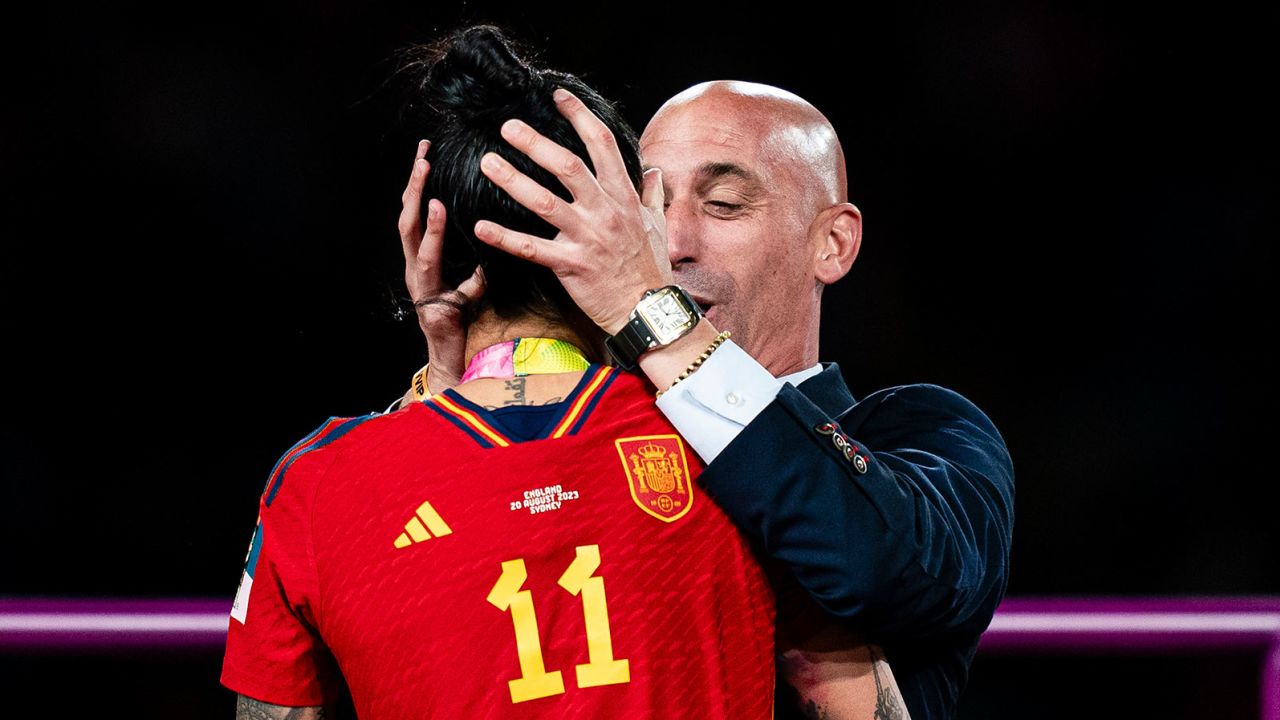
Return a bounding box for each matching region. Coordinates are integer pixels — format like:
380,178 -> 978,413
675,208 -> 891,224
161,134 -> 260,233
639,168 -> 669,266
498,119 -> 607,206
473,219 -> 575,272
479,152 -> 580,232
551,87 -> 635,202
640,167 -> 664,215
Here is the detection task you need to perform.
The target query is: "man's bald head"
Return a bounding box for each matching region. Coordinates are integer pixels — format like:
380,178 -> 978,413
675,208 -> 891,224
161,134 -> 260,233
646,80 -> 847,213
638,81 -> 862,375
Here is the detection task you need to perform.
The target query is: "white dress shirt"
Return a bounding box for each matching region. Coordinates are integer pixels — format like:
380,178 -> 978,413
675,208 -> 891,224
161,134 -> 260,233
654,339 -> 823,463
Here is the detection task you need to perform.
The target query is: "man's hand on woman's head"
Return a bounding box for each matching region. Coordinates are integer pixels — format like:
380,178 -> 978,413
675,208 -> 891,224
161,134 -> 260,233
472,87 -> 672,335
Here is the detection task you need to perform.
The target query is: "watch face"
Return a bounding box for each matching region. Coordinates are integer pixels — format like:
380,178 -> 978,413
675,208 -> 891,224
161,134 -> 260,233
638,289 -> 695,344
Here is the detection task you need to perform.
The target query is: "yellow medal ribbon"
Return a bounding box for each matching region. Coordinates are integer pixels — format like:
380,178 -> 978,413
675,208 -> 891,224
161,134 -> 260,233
409,338 -> 590,402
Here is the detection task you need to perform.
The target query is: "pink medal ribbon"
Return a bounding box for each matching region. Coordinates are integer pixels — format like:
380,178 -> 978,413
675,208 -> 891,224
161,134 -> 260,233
459,337 -> 590,382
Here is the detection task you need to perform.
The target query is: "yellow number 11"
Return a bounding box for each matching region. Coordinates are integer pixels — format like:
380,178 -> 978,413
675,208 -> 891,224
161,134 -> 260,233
485,544 -> 631,704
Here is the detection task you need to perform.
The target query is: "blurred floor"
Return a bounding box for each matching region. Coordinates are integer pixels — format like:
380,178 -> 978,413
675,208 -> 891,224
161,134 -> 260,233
0,650 -> 1261,719
959,652 -> 1258,719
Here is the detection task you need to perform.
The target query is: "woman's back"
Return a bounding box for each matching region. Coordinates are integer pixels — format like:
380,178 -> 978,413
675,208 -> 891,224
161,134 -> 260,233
223,365 -> 777,718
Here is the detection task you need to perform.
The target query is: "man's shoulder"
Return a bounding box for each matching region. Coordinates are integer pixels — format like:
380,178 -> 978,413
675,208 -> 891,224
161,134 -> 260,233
842,381 -> 1014,485
797,369 -> 1010,464
797,366 -> 998,430
853,382 -> 997,426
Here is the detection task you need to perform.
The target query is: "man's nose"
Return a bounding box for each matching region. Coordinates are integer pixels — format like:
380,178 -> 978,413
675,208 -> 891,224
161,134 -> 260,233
664,197 -> 699,267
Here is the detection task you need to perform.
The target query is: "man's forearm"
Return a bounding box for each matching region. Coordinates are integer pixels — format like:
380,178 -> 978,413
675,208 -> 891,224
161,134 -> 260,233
780,643 -> 911,720
633,317 -> 724,394
654,337 -> 817,462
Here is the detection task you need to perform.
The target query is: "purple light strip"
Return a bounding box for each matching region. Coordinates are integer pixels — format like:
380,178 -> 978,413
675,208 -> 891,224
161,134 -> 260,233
3,596 -> 1279,719
0,598 -> 231,651
983,597 -> 1280,720
981,597 -> 1280,652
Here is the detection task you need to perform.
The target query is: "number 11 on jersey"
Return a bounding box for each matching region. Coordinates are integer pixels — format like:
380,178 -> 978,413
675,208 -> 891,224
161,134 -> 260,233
487,544 -> 631,704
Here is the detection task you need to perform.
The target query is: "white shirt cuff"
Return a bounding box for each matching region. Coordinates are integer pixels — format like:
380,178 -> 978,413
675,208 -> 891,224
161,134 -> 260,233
654,339 -> 785,463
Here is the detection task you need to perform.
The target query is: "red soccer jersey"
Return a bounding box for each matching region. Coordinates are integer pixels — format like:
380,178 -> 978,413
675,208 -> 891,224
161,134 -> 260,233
222,365 -> 776,718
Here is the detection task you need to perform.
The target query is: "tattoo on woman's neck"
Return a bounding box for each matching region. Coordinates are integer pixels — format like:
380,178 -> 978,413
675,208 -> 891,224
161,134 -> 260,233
502,378 -> 527,406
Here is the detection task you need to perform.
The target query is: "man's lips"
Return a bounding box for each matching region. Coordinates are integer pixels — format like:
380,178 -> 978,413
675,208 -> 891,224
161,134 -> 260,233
693,297 -> 719,325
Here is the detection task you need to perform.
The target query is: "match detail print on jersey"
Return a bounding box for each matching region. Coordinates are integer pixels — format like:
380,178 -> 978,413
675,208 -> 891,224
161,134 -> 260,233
614,435 -> 694,522
509,484 -> 582,515
487,544 -> 631,704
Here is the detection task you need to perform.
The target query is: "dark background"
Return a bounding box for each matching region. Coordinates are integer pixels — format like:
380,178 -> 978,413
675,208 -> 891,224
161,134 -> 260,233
2,1 -> 1275,717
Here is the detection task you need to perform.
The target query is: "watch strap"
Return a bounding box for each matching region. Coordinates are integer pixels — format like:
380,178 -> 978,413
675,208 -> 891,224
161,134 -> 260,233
605,285 -> 703,371
605,314 -> 655,371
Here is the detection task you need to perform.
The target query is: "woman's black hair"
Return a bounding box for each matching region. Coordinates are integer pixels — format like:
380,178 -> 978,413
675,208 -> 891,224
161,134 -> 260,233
398,25 -> 644,358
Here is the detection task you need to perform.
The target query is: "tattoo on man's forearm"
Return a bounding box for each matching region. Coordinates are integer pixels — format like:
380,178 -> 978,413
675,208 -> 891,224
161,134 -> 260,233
235,695 -> 326,720
869,646 -> 907,720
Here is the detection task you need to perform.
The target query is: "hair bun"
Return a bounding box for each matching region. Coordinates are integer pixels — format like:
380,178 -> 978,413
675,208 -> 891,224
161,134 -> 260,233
419,25 -> 538,124
392,23 -> 643,339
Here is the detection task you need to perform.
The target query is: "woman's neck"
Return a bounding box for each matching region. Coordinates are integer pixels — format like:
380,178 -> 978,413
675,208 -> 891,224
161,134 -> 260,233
462,309 -> 589,365
454,310 -> 592,409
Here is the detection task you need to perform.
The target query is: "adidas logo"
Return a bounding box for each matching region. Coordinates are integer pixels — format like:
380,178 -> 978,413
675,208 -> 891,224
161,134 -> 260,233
393,500 -> 453,549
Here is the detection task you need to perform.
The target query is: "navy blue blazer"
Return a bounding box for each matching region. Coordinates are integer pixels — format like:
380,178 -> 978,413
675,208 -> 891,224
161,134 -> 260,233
698,363 -> 1015,719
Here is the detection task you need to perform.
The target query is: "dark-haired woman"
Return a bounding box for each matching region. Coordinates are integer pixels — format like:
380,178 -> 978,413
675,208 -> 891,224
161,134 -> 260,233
220,26 -> 783,719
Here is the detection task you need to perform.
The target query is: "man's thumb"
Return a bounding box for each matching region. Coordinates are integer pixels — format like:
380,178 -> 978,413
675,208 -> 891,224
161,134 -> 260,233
640,167 -> 664,213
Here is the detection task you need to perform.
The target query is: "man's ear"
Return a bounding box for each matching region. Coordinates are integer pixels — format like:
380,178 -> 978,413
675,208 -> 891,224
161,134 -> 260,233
812,202 -> 862,285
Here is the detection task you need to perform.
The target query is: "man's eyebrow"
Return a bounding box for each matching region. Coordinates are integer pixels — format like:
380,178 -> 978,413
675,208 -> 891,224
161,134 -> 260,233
694,162 -> 766,193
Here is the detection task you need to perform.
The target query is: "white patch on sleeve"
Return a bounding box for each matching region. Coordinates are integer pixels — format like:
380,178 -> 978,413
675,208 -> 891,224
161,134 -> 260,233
230,570 -> 253,624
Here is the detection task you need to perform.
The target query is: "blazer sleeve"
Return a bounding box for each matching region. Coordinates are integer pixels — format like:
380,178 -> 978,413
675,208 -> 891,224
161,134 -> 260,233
697,381 -> 1015,640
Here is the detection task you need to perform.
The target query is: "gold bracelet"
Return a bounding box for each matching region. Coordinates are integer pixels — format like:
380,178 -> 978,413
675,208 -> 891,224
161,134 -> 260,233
656,331 -> 732,398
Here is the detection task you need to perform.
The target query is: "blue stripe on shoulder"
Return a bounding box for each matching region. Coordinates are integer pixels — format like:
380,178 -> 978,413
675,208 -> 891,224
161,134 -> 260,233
566,368 -> 621,436
264,414 -> 378,507
245,521 -> 263,578
423,401 -> 496,449
261,419 -> 336,494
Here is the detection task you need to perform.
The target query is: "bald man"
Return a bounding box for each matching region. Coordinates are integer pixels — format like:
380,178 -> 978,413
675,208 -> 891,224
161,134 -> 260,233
408,81 -> 1014,719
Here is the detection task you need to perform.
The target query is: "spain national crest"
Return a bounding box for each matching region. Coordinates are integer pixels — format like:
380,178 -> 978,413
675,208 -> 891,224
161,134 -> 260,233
615,434 -> 694,522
